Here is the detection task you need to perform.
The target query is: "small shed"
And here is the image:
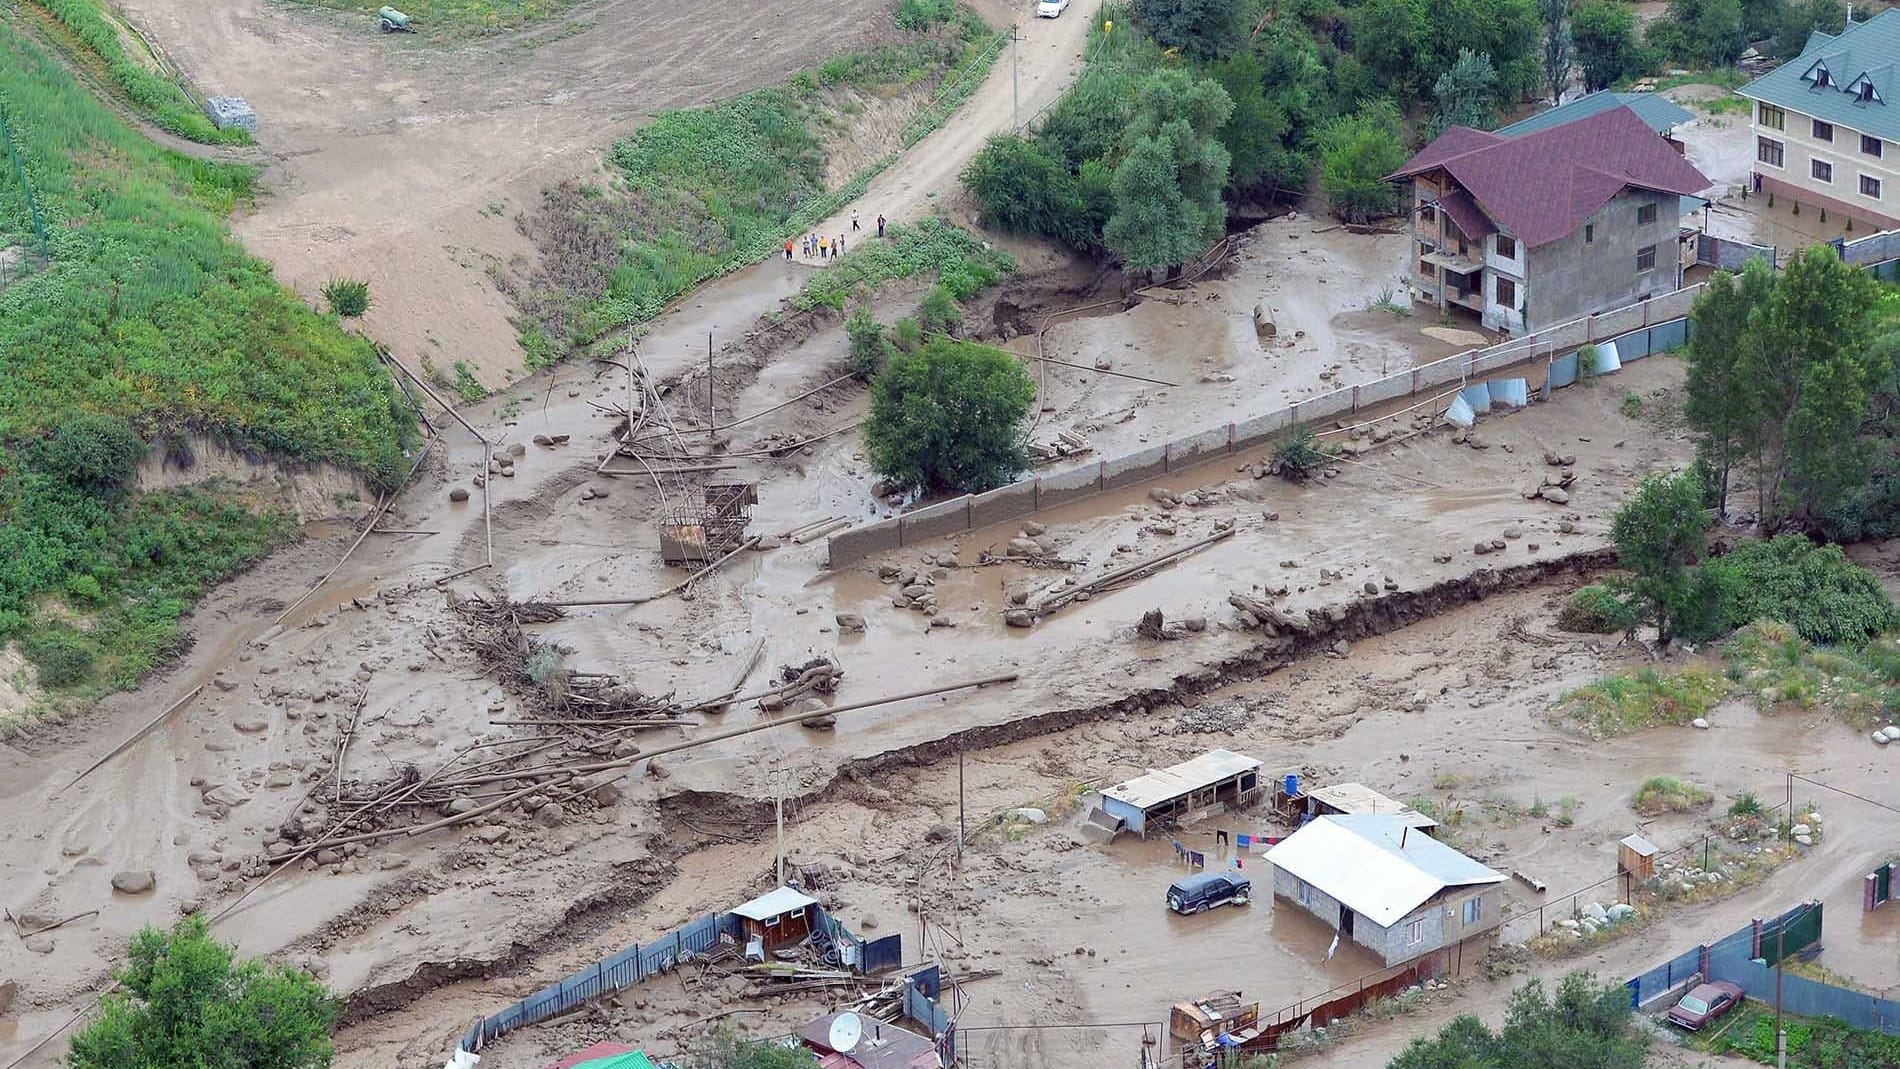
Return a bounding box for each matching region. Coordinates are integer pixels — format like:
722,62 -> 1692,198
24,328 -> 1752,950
1168,992 -> 1260,1044
732,886 -> 818,952
1302,783 -> 1439,833
1097,749 -> 1263,837
1618,833 -> 1659,882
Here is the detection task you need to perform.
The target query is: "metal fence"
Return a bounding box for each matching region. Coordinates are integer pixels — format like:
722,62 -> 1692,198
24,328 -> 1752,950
1626,901 -> 1900,1034
1867,862 -> 1895,911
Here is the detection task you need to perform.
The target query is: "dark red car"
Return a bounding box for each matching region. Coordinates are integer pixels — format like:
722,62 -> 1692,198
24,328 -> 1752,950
1666,981 -> 1744,1030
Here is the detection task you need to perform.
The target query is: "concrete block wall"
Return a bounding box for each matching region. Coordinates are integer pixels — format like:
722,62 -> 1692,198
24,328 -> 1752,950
899,496 -> 971,544
1842,228 -> 1900,266
1103,445 -> 1168,490
824,289 -> 1702,566
1037,462 -> 1105,510
970,482 -> 1037,529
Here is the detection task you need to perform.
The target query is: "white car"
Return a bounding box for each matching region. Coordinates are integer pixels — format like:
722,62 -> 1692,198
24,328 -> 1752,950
1036,0 -> 1070,16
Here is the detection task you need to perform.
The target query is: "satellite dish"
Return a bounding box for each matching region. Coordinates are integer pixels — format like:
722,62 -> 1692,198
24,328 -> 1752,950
829,1012 -> 865,1054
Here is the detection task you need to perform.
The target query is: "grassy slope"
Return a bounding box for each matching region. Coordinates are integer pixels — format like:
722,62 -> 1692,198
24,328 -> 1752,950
19,0 -> 251,145
0,24 -> 412,707
509,6 -> 1004,359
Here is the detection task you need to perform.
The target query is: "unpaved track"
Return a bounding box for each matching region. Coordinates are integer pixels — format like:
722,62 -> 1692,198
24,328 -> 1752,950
111,0 -> 902,381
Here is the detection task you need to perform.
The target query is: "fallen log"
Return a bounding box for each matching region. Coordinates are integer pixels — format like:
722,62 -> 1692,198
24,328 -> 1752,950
1033,527 -> 1235,617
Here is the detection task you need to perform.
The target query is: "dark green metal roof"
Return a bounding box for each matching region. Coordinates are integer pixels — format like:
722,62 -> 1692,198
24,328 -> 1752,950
1495,91 -> 1696,138
1740,9 -> 1900,144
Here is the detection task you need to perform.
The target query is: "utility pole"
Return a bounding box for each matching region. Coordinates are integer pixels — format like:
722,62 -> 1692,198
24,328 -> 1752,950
706,332 -> 716,443
775,764 -> 786,885
1011,23 -> 1020,131
957,749 -> 966,860
1775,920 -> 1787,1069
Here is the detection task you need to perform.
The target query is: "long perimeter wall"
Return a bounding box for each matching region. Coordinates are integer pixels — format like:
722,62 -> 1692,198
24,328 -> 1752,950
827,285 -> 1703,567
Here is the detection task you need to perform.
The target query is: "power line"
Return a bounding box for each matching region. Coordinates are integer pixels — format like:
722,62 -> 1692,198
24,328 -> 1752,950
1789,772 -> 1900,819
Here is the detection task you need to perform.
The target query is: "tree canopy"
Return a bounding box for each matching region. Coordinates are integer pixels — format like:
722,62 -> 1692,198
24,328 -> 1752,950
69,917 -> 336,1069
1571,1 -> 1639,92
863,338 -> 1037,493
1105,68 -> 1234,271
1388,973 -> 1644,1069
1132,0 -> 1249,60
1609,470 -> 1712,645
1539,0 -> 1572,103
1319,100 -> 1408,223
1431,49 -> 1502,136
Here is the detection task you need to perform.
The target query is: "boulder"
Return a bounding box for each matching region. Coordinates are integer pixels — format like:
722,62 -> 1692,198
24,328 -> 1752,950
1581,902 -> 1609,925
534,802 -> 569,828
1007,807 -> 1048,825
314,849 -> 344,866
447,797 -> 479,815
449,487 -> 471,503
111,869 -> 157,894
532,434 -> 553,446
1691,717 -> 1710,729
1005,609 -> 1034,628
232,715 -> 270,734
859,914 -> 879,930
1795,833 -> 1814,846
204,785 -> 251,807
1540,486 -> 1571,504
835,613 -> 866,633
1005,537 -> 1042,557
1606,903 -> 1636,921
1791,823 -> 1812,837
505,442 -> 527,458
582,773 -> 623,807
23,935 -> 54,954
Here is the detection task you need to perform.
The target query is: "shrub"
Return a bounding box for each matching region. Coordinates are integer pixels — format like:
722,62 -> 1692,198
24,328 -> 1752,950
1317,99 -> 1407,223
1556,584 -> 1637,633
896,0 -> 957,28
845,309 -> 897,378
68,916 -> 334,1069
31,414 -> 146,490
1704,536 -> 1897,646
962,134 -> 1105,251
920,284 -> 962,335
892,318 -> 923,353
1727,791 -> 1764,817
1269,425 -> 1336,482
21,630 -> 96,688
863,338 -> 1037,493
322,278 -> 372,318
1555,667 -> 1725,737
1632,775 -> 1712,815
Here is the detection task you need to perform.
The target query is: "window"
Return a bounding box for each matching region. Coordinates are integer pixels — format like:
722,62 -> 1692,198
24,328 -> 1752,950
1859,81 -> 1877,103
1463,897 -> 1483,925
1758,137 -> 1785,167
1419,204 -> 1437,224
1495,277 -> 1518,309
1813,119 -> 1834,142
1863,134 -> 1884,158
1636,244 -> 1657,272
1584,223 -> 1595,244
1817,69 -> 1833,88
1812,158 -> 1833,183
1419,258 -> 1435,278
1862,174 -> 1883,199
1298,881 -> 1314,907
1495,234 -> 1517,259
1636,202 -> 1658,226
1406,919 -> 1426,945
1758,103 -> 1785,130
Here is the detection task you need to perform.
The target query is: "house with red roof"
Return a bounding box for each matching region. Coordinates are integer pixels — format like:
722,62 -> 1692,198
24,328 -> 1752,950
1388,105 -> 1713,334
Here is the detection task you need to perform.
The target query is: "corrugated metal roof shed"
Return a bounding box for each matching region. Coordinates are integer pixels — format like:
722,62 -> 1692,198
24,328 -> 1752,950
1305,783 -> 1439,829
1101,749 -> 1262,810
1267,815 -> 1505,927
732,886 -> 818,921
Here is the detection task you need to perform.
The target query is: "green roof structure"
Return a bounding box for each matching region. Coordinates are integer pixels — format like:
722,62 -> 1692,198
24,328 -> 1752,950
1739,9 -> 1900,144
1495,91 -> 1695,138
569,1051 -> 658,1069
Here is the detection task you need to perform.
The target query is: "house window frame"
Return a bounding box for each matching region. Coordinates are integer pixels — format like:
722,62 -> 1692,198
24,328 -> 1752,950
1419,204 -> 1437,224
1813,118 -> 1834,142
1406,918 -> 1426,945
1863,134 -> 1884,159
1636,202 -> 1658,226
1757,136 -> 1785,169
1812,158 -> 1834,183
1419,258 -> 1436,278
1584,222 -> 1595,244
1861,174 -> 1883,200
1495,276 -> 1518,310
1494,233 -> 1517,259
1463,897 -> 1483,925
1636,244 -> 1658,272
1758,102 -> 1785,130
1298,880 -> 1314,907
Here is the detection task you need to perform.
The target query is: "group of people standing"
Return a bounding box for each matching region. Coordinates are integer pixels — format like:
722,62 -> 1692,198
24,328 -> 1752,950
782,210 -> 888,261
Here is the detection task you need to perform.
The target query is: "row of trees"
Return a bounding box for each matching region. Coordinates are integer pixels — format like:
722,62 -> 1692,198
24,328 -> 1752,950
1683,247 -> 1900,537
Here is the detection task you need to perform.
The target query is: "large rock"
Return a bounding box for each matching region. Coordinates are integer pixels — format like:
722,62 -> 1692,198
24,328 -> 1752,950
111,869 -> 157,894
1007,807 -> 1048,825
232,714 -> 270,734
835,612 -> 867,634
1540,486 -> 1572,504
204,784 -> 251,807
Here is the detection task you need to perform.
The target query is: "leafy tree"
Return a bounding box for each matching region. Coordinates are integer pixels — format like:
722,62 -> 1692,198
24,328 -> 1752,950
1037,63 -> 1141,169
1661,0 -> 1746,64
1318,100 -> 1407,223
1609,470 -> 1710,644
1389,974 -> 1643,1069
962,135 -> 1102,251
1539,0 -> 1572,102
1430,49 -> 1501,136
1132,0 -> 1249,59
1682,260 -> 1770,515
845,309 -> 897,378
1432,0 -> 1543,102
1208,53 -> 1294,196
1350,0 -> 1432,99
1571,1 -> 1638,92
1771,0 -> 1847,59
1705,536 -> 1897,645
1104,69 -> 1234,272
68,916 -> 335,1069
703,1027 -> 819,1069
863,338 -> 1037,493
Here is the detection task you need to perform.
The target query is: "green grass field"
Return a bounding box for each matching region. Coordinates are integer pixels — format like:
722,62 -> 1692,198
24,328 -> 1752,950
20,0 -> 250,144
0,24 -> 411,709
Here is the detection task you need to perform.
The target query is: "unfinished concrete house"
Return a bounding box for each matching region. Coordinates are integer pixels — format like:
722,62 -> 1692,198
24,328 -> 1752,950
1265,815 -> 1508,967
1390,105 -> 1712,334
